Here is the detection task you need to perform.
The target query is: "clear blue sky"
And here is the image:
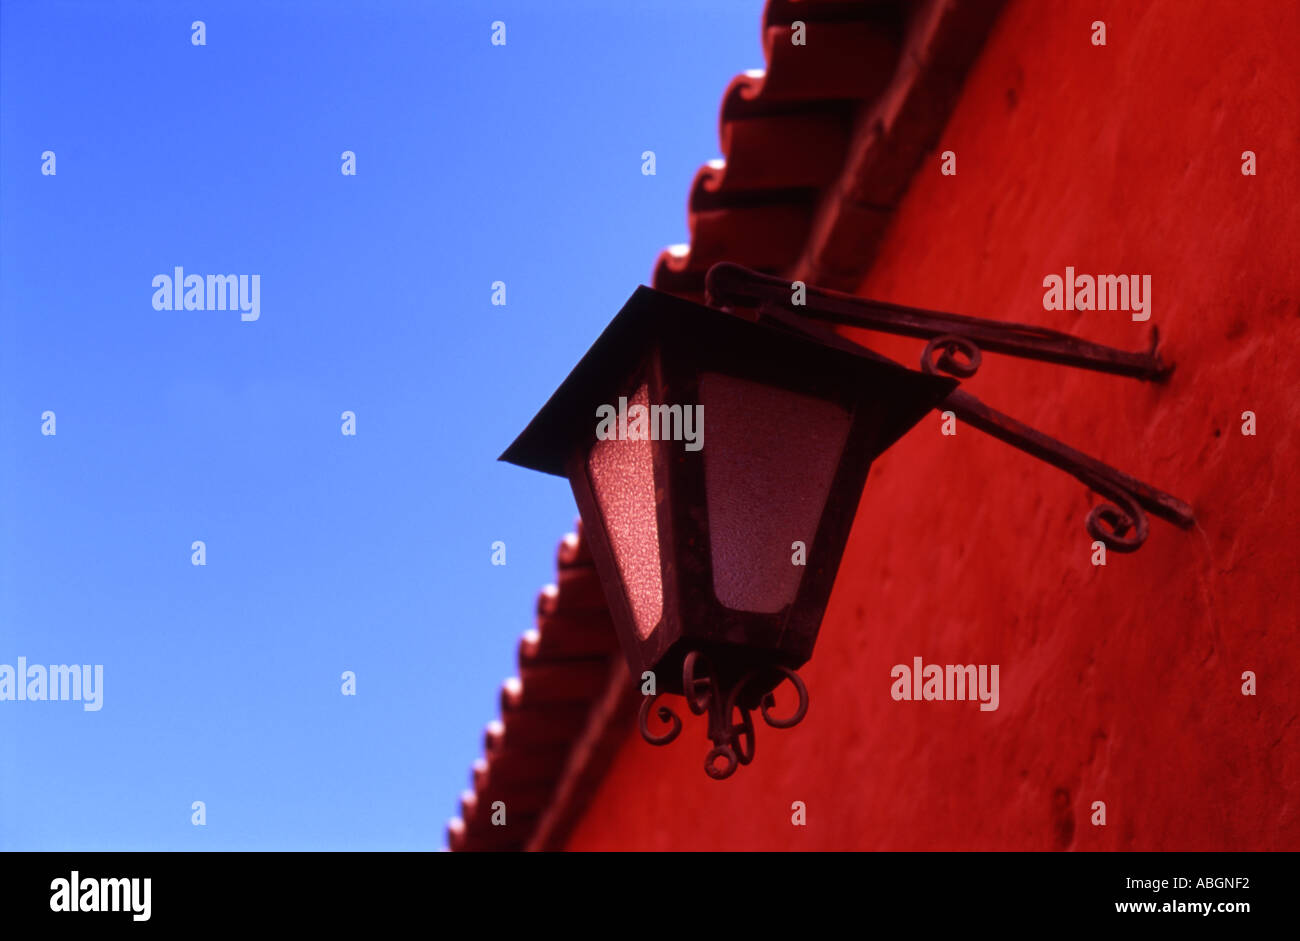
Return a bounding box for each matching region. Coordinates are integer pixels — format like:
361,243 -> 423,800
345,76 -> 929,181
0,0 -> 758,849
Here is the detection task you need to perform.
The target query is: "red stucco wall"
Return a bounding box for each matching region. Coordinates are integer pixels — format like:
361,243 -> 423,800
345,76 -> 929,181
566,0 -> 1299,851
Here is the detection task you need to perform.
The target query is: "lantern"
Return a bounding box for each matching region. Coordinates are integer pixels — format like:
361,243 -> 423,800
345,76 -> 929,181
501,286 -> 956,778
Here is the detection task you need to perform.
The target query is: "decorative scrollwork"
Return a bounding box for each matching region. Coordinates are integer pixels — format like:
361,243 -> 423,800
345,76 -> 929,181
1084,483 -> 1149,553
638,652 -> 809,779
682,650 -> 715,716
718,687 -> 756,766
705,745 -> 739,780
921,334 -> 982,378
638,695 -> 682,745
758,668 -> 809,729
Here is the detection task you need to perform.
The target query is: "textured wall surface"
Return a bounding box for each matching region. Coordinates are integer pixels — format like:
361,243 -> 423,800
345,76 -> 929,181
566,0 -> 1298,851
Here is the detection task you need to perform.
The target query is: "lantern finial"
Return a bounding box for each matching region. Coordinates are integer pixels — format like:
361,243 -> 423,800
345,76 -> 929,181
638,651 -> 809,780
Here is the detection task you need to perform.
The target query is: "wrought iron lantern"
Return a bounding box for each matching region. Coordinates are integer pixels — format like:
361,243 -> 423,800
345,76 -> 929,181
502,263 -> 1194,779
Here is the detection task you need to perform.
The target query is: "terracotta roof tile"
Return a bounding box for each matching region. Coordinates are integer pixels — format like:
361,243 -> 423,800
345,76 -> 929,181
447,523 -> 623,851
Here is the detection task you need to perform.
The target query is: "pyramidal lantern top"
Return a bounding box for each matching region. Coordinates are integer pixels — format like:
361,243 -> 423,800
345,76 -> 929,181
501,285 -> 956,779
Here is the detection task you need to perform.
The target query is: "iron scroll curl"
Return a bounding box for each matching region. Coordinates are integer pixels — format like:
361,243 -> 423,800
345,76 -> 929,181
639,651 -> 811,780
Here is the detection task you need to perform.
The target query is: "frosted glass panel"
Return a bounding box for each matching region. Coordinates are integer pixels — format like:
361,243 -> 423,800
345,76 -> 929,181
587,384 -> 663,638
700,372 -> 852,613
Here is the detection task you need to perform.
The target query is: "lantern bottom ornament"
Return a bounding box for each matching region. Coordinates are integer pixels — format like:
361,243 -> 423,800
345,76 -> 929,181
639,650 -> 809,780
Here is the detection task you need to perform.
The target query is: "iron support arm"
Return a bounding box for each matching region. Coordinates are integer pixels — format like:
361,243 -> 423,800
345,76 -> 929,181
705,262 -> 1172,381
704,262 -> 1194,552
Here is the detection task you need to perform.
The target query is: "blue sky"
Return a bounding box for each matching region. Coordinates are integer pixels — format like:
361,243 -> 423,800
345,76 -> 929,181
0,0 -> 758,849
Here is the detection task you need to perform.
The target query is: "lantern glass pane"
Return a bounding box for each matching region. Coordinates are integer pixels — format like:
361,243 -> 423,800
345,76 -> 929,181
587,383 -> 663,638
700,372 -> 852,614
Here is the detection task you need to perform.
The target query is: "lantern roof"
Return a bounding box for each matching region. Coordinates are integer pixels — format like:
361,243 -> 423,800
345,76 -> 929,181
500,285 -> 956,478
